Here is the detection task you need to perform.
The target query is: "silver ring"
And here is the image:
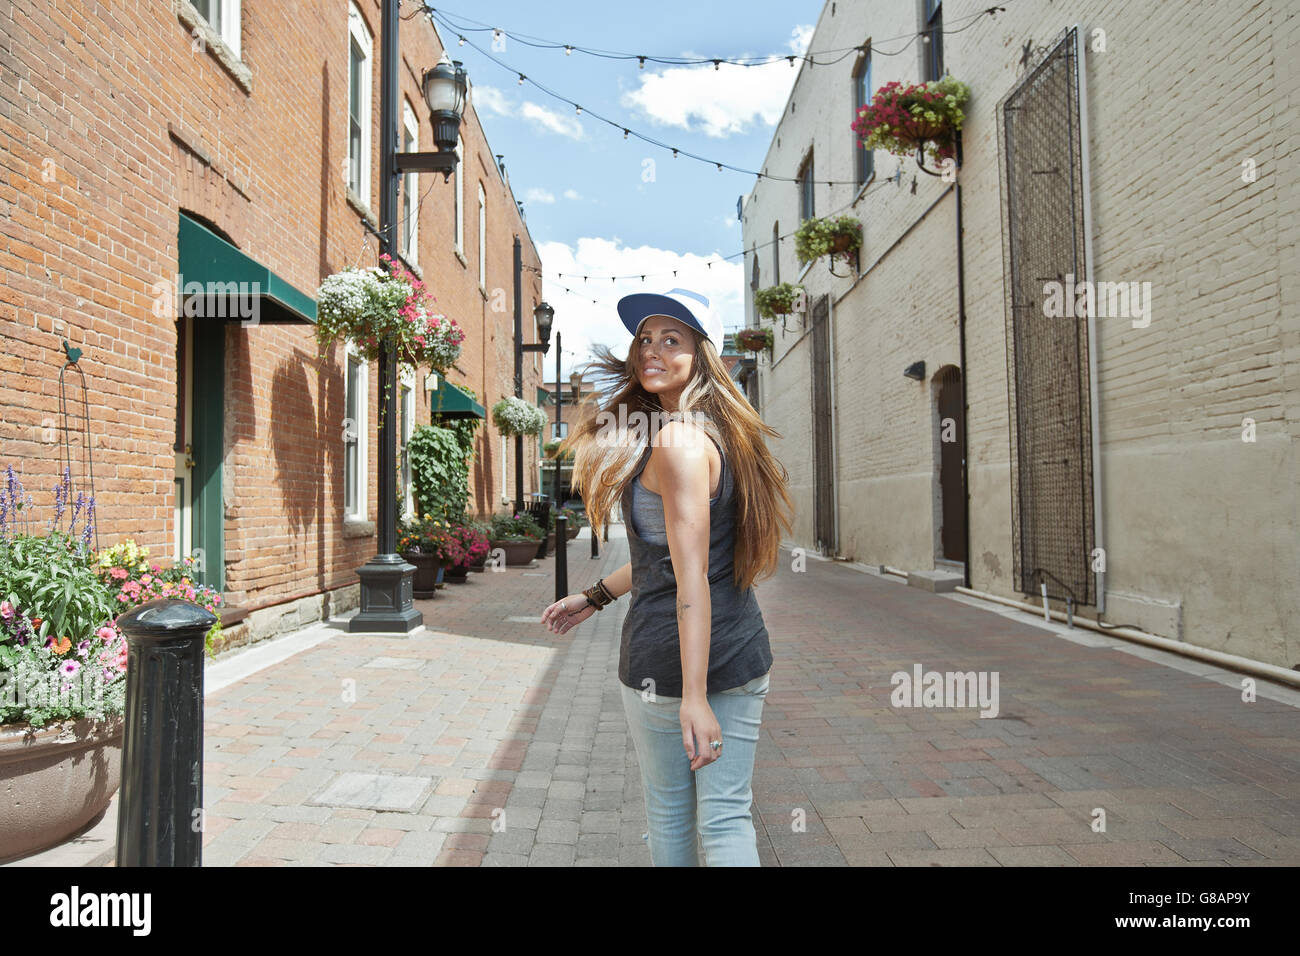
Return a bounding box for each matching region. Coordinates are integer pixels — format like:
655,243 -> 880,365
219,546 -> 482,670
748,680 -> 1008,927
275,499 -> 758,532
710,740 -> 722,751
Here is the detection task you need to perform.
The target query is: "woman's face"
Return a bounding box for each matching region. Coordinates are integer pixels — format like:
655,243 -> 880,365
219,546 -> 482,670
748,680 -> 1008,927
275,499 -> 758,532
634,315 -> 696,407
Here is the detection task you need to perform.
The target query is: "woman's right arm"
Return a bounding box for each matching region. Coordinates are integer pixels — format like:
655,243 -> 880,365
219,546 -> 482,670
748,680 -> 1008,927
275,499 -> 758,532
601,561 -> 633,599
540,561 -> 632,635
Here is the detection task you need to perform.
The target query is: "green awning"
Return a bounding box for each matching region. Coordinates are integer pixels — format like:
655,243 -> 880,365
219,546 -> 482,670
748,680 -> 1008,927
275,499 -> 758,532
177,213 -> 317,324
429,376 -> 486,420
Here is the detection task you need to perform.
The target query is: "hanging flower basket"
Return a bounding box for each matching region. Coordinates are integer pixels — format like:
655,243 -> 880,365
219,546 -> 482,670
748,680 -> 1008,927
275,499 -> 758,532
850,76 -> 970,163
736,327 -> 774,354
794,215 -> 862,267
754,283 -> 805,321
315,253 -> 466,375
491,396 -> 548,437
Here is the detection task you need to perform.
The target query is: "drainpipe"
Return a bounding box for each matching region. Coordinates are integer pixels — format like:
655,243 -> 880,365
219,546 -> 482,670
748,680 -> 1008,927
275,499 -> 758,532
1074,23 -> 1106,614
955,132 -> 972,589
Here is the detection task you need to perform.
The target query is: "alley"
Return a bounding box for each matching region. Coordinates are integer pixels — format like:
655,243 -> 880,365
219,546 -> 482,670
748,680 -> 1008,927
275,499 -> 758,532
151,526 -> 1300,866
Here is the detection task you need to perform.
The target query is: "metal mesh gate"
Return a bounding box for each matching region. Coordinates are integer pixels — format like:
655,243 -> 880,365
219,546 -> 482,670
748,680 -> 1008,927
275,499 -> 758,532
997,27 -> 1095,606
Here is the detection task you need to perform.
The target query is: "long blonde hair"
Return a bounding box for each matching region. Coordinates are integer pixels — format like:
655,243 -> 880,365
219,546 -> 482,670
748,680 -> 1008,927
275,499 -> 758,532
561,330 -> 793,591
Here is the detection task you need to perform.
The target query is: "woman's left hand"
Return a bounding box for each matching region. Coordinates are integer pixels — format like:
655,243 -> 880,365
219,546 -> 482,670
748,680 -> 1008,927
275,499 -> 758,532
679,696 -> 723,772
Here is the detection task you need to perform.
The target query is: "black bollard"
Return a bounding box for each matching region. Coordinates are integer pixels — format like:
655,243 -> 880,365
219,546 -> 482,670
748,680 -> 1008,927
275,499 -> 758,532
554,515 -> 568,600
114,598 -> 215,867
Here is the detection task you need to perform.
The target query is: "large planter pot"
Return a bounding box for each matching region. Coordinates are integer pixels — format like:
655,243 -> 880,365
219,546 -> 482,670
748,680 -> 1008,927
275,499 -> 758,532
0,716 -> 124,863
490,538 -> 540,567
444,563 -> 470,582
830,234 -> 855,254
468,551 -> 488,573
403,551 -> 442,599
566,525 -> 580,541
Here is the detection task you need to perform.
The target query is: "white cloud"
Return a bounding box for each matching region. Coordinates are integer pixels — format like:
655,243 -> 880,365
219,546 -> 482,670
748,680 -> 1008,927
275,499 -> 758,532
469,86 -> 585,140
525,187 -> 556,204
519,101 -> 585,140
471,84 -> 510,117
538,237 -> 746,378
563,188 -> 581,201
618,25 -> 817,138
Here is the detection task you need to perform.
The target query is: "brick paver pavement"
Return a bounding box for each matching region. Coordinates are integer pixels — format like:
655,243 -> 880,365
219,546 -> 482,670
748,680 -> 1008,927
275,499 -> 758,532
191,525 -> 1300,866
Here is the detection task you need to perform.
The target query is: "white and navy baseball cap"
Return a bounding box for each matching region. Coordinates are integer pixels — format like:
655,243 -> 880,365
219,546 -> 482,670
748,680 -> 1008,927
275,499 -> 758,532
617,288 -> 723,348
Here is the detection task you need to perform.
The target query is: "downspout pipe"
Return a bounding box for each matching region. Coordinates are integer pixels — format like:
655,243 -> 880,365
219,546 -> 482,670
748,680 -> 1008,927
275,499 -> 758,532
955,131 -> 972,589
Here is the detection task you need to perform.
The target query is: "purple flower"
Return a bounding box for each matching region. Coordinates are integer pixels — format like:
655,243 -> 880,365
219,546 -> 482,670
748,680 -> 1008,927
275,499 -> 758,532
77,639 -> 91,658
69,491 -> 84,532
61,660 -> 80,677
53,467 -> 70,525
81,496 -> 95,548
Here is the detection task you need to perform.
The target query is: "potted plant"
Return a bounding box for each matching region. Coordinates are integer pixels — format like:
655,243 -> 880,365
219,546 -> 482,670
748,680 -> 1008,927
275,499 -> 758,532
441,522 -> 490,582
794,215 -> 863,267
736,327 -> 775,357
315,253 -> 467,376
491,396 -> 548,438
408,423 -> 471,525
0,467 -> 128,862
398,513 -> 455,598
95,539 -> 223,656
754,283 -> 805,321
464,519 -> 493,573
487,511 -> 544,567
557,506 -> 583,540
850,76 -> 971,164
542,439 -> 561,458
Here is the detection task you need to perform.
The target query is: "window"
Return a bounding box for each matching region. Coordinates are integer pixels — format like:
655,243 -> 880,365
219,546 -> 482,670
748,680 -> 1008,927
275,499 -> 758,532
347,4 -> 373,205
453,135 -> 464,253
477,182 -> 486,289
923,0 -> 943,82
400,101 -> 419,262
771,222 -> 780,283
191,0 -> 241,57
797,154 -> 814,221
552,421 -> 569,440
853,49 -> 875,186
344,346 -> 367,519
399,374 -> 415,519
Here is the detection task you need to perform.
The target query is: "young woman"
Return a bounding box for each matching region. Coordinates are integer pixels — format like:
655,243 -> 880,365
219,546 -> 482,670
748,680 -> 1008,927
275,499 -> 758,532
540,288 -> 793,866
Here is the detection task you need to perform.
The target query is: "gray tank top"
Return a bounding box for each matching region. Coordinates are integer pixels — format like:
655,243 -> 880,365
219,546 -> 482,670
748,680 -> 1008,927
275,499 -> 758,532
618,419 -> 772,697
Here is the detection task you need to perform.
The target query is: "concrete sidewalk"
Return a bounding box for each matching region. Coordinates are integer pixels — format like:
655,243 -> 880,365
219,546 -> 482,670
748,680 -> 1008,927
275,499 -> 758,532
10,522 -> 1300,867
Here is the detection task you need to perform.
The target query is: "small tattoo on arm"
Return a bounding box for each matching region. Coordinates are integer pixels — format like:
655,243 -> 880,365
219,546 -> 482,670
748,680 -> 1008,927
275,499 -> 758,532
676,597 -> 691,617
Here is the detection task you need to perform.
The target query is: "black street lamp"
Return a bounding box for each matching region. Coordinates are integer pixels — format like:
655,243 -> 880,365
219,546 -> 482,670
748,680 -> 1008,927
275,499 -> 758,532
512,284 -> 552,516
351,2 -> 467,633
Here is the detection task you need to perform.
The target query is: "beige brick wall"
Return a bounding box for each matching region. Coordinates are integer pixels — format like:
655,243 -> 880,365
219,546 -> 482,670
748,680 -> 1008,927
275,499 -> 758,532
743,0 -> 1298,668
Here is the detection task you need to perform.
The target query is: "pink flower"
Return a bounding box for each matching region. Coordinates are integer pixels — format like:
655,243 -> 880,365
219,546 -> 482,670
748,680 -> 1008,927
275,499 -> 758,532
110,567 -> 128,579
61,660 -> 80,676
0,601 -> 12,620
97,626 -> 115,640
141,574 -> 152,585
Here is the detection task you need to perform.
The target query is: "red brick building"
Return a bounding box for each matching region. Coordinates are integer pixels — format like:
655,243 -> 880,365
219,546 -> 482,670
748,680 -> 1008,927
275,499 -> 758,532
0,1 -> 548,641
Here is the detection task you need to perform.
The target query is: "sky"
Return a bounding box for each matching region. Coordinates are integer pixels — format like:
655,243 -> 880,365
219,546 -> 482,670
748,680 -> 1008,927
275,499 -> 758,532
422,0 -> 825,380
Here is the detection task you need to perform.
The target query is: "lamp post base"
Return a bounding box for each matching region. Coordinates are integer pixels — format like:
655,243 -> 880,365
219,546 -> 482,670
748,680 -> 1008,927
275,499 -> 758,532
349,554 -> 423,633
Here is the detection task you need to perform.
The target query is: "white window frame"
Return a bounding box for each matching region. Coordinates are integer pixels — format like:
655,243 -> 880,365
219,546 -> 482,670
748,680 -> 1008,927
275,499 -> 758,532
344,344 -> 368,520
192,0 -> 241,58
399,369 -> 416,520
454,135 -> 464,253
552,421 -> 568,440
477,182 -> 486,289
347,3 -> 373,207
401,100 -> 419,262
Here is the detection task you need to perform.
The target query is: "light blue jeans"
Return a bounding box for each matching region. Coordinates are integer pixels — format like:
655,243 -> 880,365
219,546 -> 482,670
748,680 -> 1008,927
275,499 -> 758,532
620,670 -> 770,866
